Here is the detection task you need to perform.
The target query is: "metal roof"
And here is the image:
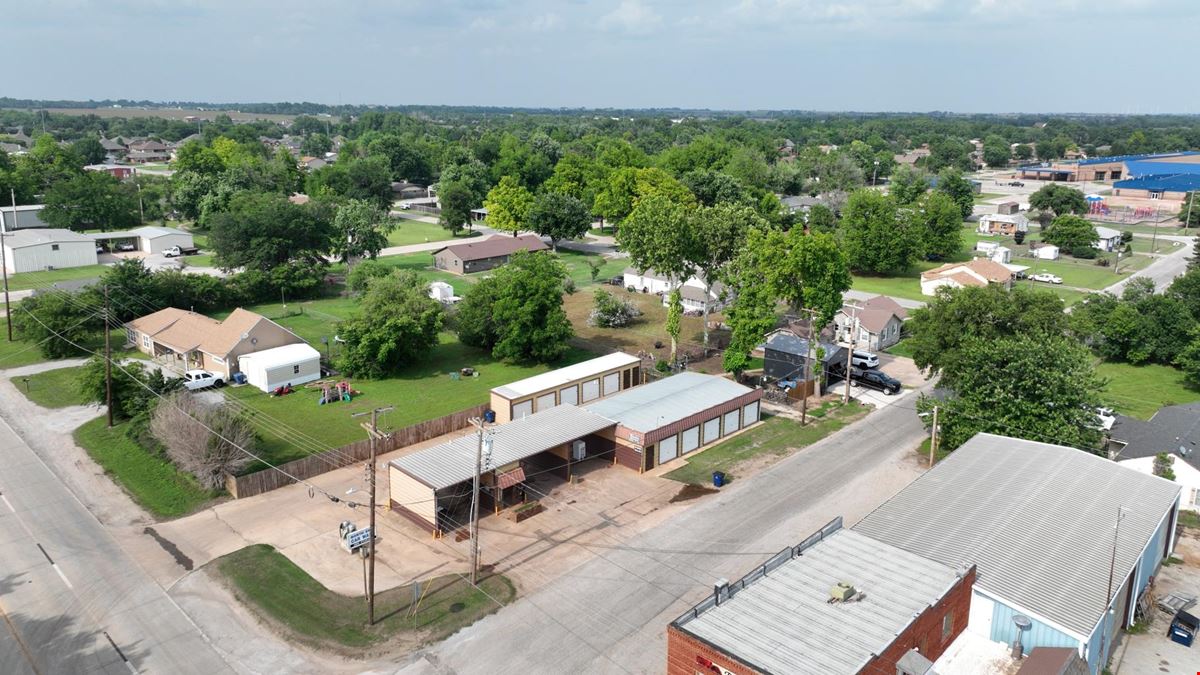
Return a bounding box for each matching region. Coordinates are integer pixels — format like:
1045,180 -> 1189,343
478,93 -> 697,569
1115,173 -> 1200,192
87,225 -> 191,241
236,343 -> 320,370
855,433 -> 1181,639
678,528 -> 964,675
1078,151 -> 1200,166
1124,160 -> 1200,177
389,405 -> 616,490
1094,225 -> 1122,240
2,228 -> 94,248
491,352 -> 641,399
582,372 -> 754,433
764,331 -> 841,362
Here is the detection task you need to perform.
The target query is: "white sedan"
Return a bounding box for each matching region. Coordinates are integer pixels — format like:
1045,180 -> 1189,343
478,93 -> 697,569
1030,273 -> 1063,284
181,369 -> 224,390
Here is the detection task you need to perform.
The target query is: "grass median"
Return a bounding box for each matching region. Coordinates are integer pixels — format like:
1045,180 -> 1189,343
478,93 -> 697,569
664,401 -> 867,486
214,544 -> 515,652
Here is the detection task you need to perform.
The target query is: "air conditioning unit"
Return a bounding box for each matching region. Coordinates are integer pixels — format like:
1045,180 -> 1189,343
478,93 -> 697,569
571,440 -> 586,461
830,582 -> 857,602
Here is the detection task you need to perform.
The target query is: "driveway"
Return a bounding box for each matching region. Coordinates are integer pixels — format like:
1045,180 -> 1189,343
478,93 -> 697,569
1113,531 -> 1200,674
1104,233 -> 1193,295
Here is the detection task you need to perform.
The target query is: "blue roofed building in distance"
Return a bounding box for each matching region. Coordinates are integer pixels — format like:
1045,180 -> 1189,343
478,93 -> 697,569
1018,151 -> 1200,198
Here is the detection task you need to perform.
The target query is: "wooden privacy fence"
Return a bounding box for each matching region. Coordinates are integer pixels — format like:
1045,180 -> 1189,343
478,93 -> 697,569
225,403 -> 489,499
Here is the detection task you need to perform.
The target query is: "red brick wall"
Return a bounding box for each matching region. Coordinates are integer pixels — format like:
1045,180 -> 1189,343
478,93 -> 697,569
667,626 -> 761,675
860,565 -> 977,675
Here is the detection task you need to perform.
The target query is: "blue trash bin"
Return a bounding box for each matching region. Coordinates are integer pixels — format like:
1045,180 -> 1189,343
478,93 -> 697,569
484,410 -> 496,424
712,471 -> 726,487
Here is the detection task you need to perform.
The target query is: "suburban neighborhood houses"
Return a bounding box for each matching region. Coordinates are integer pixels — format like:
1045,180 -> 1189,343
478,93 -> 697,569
6,7 -> 1200,675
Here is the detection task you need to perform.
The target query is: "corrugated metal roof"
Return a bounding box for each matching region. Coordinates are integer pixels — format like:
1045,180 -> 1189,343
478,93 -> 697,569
1115,173 -> 1200,192
855,433 -> 1181,639
3,228 -> 94,248
680,529 -> 963,675
1124,160 -> 1200,177
1079,151 -> 1200,166
491,352 -> 641,399
389,405 -> 616,490
582,372 -> 754,433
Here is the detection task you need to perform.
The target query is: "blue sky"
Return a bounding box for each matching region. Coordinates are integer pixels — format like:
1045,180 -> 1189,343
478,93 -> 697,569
10,0 -> 1199,112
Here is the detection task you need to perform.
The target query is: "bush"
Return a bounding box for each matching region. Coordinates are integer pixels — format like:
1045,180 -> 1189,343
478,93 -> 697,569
588,289 -> 642,328
1095,257 -> 1110,267
1071,245 -> 1098,259
347,259 -> 393,293
655,359 -> 671,373
562,277 -> 577,295
150,391 -> 255,489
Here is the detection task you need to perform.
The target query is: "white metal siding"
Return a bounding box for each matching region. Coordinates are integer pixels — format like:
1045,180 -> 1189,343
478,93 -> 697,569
142,233 -> 193,254
702,417 -> 721,445
723,409 -> 740,435
559,386 -> 578,406
603,372 -> 620,396
4,242 -> 97,274
581,378 -> 600,402
681,426 -> 700,453
743,401 -> 760,425
535,392 -> 556,412
512,399 -> 533,420
658,434 -> 678,465
390,466 -> 436,526
260,358 -> 320,392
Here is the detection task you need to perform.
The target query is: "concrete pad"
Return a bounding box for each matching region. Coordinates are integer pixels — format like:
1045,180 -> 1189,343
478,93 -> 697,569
1113,532 -> 1200,674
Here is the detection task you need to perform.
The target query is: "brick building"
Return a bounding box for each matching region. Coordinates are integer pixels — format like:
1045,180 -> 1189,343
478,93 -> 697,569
667,518 -> 976,675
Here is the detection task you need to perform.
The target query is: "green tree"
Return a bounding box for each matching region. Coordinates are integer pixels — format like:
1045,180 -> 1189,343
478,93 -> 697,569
1153,453 -> 1177,481
1029,183 -> 1088,218
208,192 -> 333,270
1169,268 -> 1200,319
526,192 -> 591,250
913,191 -> 964,260
618,194 -> 696,360
665,289 -> 683,363
438,180 -> 475,235
332,199 -> 393,264
456,275 -> 502,350
1179,192 -> 1200,229
588,288 -> 641,328
41,171 -> 140,231
934,168 -> 975,220
982,136 -> 1011,168
1043,214 -> 1099,252
543,153 -> 606,208
336,271 -> 443,378
173,140 -> 225,176
77,356 -> 177,422
917,334 -> 1105,453
1014,144 -> 1035,160
301,133 -> 333,157
1177,327 -> 1200,389
687,202 -> 763,348
483,175 -> 534,236
840,190 -> 919,275
906,284 -> 1069,377
72,137 -> 107,165
888,165 -> 928,206
11,291 -> 103,359
489,251 -> 574,363
805,203 -> 837,233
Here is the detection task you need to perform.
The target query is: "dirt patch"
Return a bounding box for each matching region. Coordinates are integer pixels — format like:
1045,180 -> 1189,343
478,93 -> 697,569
669,484 -> 718,503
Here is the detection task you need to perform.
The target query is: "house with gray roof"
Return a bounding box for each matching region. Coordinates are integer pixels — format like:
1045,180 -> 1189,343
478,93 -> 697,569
856,433 -> 1182,675
1109,403 -> 1200,512
762,328 -> 846,395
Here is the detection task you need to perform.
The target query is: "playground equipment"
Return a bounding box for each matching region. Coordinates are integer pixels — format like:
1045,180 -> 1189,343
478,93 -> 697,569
318,380 -> 356,405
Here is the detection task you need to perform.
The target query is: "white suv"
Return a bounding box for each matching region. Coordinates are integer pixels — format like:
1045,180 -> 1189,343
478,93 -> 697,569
182,369 -> 223,390
850,350 -> 880,369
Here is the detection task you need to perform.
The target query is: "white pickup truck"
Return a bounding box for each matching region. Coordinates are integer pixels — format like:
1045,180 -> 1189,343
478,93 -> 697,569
181,369 -> 223,390
163,244 -> 200,257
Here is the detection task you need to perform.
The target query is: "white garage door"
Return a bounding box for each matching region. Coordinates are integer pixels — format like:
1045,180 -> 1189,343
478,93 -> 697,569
535,392 -> 556,412
603,372 -> 620,396
658,434 -> 678,465
743,401 -> 760,425
581,378 -> 601,402
702,418 -> 721,445
560,386 -> 578,406
681,426 -> 700,454
723,409 -> 740,435
512,399 -> 533,420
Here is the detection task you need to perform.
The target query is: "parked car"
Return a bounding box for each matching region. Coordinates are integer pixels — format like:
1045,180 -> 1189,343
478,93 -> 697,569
400,202 -> 412,210
851,368 -> 901,395
1008,181 -> 1025,187
115,242 -> 137,252
1030,272 -> 1063,284
95,244 -> 105,254
850,350 -> 880,369
163,244 -> 200,257
181,369 -> 224,390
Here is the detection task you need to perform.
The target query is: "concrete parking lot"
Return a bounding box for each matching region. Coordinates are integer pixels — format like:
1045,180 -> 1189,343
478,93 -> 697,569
1113,532 -> 1200,674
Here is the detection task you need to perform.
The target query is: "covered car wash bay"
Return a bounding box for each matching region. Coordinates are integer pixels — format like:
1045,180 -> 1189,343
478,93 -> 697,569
388,405 -> 617,536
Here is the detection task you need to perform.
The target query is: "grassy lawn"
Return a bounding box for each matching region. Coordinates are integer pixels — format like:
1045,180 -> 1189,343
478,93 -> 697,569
0,335 -> 58,369
214,544 -> 515,651
663,401 -> 867,485
1016,258 -> 1128,290
11,365 -> 87,408
885,339 -> 915,359
5,265 -> 108,291
1130,238 -> 1188,255
386,219 -> 480,247
1010,281 -> 1092,306
182,253 -> 215,268
356,253 -> 477,296
224,332 -> 596,467
74,417 -> 217,518
850,273 -> 927,302
1097,361 -> 1200,420
555,249 -> 628,288
564,287 -> 718,365
974,193 -> 1004,203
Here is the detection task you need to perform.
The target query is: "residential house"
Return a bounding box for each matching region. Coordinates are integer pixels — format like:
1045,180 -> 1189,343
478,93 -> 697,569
762,329 -> 845,397
893,145 -> 931,167
835,295 -> 907,351
920,259 -> 1014,296
857,433 -> 1182,675
99,136 -> 126,161
1109,403 -> 1200,511
622,268 -> 728,313
125,307 -> 307,380
432,234 -> 549,275
1,229 -> 97,273
977,212 -> 1029,236
1094,225 -> 1123,252
0,142 -> 24,155
668,519 -> 976,675
391,181 -> 428,199
301,156 -> 327,171
126,140 -> 170,163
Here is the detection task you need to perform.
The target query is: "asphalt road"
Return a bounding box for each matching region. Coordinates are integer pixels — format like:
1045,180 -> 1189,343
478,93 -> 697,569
0,416 -> 233,675
395,386 -> 930,674
1104,233 -> 1193,296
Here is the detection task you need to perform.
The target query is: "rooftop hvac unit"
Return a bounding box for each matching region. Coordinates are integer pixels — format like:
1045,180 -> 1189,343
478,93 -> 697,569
571,439 -> 586,461
830,582 -> 857,602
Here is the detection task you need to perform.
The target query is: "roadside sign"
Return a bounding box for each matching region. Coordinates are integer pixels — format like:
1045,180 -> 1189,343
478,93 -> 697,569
344,526 -> 373,553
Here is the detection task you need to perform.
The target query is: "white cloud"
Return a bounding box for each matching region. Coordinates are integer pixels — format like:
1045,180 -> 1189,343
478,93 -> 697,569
600,0 -> 663,34
530,12 -> 562,31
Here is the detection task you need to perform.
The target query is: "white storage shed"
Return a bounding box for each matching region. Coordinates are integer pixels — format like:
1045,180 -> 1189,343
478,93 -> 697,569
2,229 -> 98,273
237,343 -> 322,392
89,226 -> 194,254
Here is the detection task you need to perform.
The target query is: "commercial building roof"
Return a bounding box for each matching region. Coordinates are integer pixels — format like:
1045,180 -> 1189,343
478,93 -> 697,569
1115,173 -> 1200,193
88,225 -> 191,241
583,372 -> 754,433
432,233 -> 549,262
675,524 -> 966,675
2,228 -> 94,249
491,352 -> 641,400
855,433 -> 1181,638
1078,151 -> 1200,166
236,343 -> 320,370
1124,159 -> 1200,177
1110,403 -> 1200,471
390,405 -> 616,490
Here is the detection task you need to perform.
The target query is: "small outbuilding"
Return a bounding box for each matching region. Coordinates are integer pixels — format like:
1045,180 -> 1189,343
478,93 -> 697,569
432,233 -> 548,275
90,226 -> 194,255
237,343 -> 322,392
1,228 -> 98,273
489,352 -> 641,423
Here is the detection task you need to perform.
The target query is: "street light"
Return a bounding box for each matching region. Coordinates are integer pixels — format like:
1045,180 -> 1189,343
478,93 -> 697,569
872,160 -> 880,186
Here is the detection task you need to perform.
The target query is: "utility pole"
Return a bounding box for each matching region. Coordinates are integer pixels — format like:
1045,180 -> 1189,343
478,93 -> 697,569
842,303 -> 860,405
468,417 -> 493,586
351,405 -> 393,625
1185,191 -> 1196,236
2,189 -> 14,341
136,181 -> 144,224
104,285 -> 113,428
800,308 -> 816,426
929,406 -> 939,468
1105,507 -> 1128,614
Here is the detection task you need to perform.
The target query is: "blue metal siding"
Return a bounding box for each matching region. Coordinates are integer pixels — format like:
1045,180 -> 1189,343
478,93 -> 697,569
1085,614 -> 1106,675
1136,524 -> 1165,603
990,601 -> 1080,651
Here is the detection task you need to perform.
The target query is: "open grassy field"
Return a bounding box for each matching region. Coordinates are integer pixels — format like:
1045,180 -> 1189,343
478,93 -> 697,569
1097,362 -> 1200,420
563,286 -> 720,365
214,544 -> 514,651
1130,238 -> 1188,255
224,332 -> 596,467
0,334 -> 59,369
663,401 -> 866,485
974,193 -> 1004,203
6,264 -> 108,291
1011,281 -> 1092,306
386,219 -> 480,247
556,248 -> 629,288
74,417 -> 217,518
11,365 -> 88,408
885,339 -> 916,359
350,253 -> 477,296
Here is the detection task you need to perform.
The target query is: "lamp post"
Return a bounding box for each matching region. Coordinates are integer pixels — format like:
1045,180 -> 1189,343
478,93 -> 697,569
872,160 -> 880,186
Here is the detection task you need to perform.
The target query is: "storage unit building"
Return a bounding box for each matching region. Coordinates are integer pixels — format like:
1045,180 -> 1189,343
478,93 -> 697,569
1,228 -> 98,273
583,372 -> 763,472
237,343 -> 322,392
489,352 -> 641,424
856,433 -> 1182,675
90,226 -> 194,254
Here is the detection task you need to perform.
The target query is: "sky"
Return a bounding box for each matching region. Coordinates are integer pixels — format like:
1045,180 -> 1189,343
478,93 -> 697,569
9,0 -> 1200,113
